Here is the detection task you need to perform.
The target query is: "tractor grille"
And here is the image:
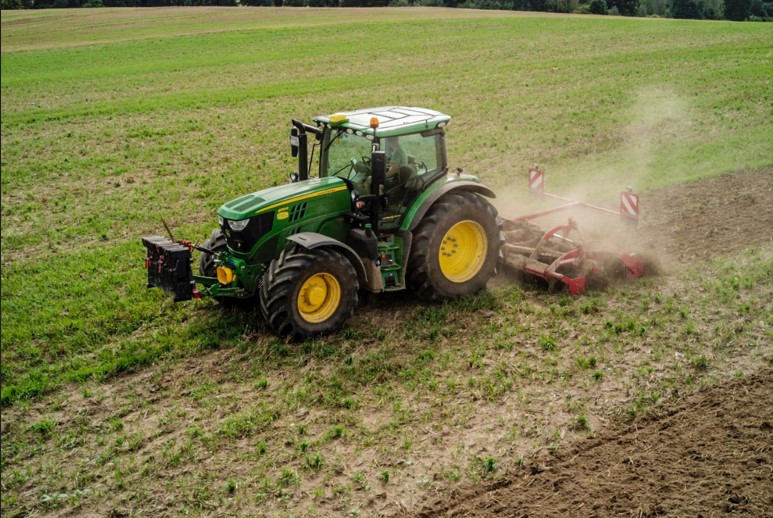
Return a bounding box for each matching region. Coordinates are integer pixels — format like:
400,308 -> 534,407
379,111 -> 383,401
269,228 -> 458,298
222,211 -> 274,253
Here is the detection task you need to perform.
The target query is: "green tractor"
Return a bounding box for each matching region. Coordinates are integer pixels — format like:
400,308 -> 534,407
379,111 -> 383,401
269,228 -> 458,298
142,107 -> 502,339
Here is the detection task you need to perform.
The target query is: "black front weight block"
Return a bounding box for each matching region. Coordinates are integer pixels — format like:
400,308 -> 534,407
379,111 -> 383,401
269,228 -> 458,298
142,236 -> 194,302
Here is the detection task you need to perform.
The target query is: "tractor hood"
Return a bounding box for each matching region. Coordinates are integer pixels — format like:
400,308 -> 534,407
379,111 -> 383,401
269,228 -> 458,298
217,176 -> 350,222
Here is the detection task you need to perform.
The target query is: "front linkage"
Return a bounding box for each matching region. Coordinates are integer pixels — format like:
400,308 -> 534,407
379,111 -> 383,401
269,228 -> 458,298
141,235 -> 247,302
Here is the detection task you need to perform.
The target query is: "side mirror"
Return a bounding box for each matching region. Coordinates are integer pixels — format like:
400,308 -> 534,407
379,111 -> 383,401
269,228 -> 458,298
290,127 -> 299,158
371,150 -> 386,196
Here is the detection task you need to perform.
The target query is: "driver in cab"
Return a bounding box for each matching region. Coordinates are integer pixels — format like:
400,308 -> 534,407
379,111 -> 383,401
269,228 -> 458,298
364,137 -> 407,193
384,137 -> 408,180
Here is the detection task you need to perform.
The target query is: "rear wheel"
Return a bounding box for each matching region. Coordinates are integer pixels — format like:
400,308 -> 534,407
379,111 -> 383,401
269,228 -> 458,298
260,246 -> 358,339
408,192 -> 502,301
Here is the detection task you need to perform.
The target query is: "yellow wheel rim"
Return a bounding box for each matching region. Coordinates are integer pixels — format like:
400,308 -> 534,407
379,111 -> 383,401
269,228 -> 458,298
438,220 -> 488,283
297,273 -> 341,324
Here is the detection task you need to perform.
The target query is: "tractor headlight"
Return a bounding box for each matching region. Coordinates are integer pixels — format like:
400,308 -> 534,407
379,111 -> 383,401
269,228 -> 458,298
218,212 -> 274,253
218,215 -> 224,226
228,219 -> 249,231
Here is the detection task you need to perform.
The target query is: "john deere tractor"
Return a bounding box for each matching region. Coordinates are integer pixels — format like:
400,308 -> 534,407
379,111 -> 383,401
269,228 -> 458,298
142,107 -> 502,339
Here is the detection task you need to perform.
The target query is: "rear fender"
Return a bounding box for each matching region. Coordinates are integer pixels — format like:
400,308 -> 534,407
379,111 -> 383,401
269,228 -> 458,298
286,233 -> 368,287
402,181 -> 496,233
398,181 -> 497,280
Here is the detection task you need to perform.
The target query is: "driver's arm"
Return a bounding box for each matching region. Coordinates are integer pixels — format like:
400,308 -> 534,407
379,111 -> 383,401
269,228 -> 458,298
386,147 -> 407,178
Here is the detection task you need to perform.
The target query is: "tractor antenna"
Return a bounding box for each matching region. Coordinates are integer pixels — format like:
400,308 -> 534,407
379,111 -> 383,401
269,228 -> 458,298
161,218 -> 176,242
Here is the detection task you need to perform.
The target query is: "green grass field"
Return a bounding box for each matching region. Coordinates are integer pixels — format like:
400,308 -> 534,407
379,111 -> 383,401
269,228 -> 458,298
1,7 -> 772,516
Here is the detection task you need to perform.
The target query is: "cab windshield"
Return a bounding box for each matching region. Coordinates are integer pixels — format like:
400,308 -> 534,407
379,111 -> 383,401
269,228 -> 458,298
323,130 -> 442,178
324,131 -> 373,179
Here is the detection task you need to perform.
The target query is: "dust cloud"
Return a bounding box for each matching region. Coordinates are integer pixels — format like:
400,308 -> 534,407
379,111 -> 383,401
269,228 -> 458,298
493,87 -> 692,268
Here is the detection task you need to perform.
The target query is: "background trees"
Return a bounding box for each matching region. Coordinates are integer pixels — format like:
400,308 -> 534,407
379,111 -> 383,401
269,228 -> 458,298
1,0 -> 769,22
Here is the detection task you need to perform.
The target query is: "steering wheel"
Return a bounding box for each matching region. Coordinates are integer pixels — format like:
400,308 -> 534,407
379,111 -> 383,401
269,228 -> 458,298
331,161 -> 356,179
352,156 -> 371,176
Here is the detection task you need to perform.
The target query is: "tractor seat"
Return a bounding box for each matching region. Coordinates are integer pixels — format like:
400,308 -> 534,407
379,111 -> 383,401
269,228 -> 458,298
385,165 -> 417,209
386,165 -> 416,196
398,164 -> 416,184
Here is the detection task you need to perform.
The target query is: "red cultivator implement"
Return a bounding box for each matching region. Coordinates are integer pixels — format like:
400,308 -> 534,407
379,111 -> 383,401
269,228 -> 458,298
500,167 -> 646,294
502,218 -> 645,294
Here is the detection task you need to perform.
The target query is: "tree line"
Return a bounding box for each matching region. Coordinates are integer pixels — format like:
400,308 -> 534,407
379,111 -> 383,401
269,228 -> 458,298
2,0 -> 770,23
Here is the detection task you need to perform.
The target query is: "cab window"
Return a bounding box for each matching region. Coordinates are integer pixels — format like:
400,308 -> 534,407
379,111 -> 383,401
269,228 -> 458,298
393,132 -> 440,175
323,131 -> 373,178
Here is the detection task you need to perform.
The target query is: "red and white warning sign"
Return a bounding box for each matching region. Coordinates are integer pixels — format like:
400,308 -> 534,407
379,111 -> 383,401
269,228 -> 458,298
619,190 -> 640,222
528,167 -> 544,194
521,166 -> 641,224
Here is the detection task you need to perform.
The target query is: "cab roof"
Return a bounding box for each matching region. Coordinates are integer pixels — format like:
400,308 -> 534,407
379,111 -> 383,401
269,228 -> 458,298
313,106 -> 451,138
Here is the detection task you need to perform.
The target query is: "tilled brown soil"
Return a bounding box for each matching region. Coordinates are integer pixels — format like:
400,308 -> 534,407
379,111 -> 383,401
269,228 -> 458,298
413,168 -> 773,517
508,166 -> 773,269
637,166 -> 773,264
413,368 -> 773,517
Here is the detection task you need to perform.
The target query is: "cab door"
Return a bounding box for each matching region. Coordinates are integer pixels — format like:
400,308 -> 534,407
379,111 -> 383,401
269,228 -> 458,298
376,129 -> 447,232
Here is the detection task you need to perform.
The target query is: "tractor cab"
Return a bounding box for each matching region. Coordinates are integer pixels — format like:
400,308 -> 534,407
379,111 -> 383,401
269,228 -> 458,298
292,106 -> 451,232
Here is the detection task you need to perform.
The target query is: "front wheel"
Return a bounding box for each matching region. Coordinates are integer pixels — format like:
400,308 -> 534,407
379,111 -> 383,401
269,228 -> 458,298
198,227 -> 236,305
198,228 -> 226,277
407,192 -> 503,301
259,246 -> 359,339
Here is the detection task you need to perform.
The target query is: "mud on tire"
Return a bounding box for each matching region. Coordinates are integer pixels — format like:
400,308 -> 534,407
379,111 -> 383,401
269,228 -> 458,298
259,245 -> 359,340
407,191 -> 503,301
